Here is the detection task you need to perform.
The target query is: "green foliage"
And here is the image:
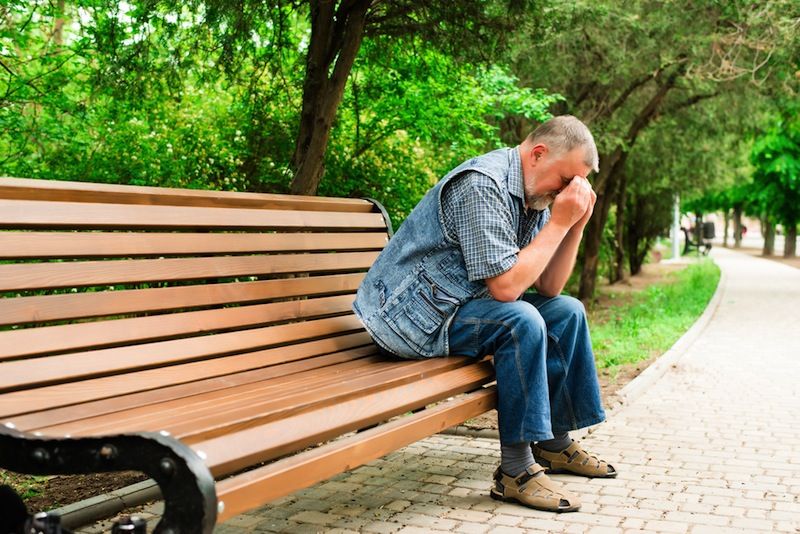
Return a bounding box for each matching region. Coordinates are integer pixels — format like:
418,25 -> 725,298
751,111 -> 800,228
0,2 -> 558,227
321,37 -> 560,224
591,259 -> 720,369
1,0 -> 798,283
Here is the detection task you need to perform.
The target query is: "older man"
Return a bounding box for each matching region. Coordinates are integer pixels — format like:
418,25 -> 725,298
353,115 -> 615,513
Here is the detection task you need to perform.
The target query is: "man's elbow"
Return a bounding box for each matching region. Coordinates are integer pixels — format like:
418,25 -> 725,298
486,280 -> 520,302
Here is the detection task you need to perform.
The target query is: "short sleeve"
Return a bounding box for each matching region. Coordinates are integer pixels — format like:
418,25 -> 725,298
441,173 -> 519,281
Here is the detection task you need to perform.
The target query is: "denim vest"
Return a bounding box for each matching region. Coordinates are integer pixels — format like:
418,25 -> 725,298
353,147 -> 531,358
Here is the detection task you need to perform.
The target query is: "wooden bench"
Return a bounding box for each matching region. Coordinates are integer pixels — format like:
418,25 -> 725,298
0,177 -> 497,533
681,225 -> 712,256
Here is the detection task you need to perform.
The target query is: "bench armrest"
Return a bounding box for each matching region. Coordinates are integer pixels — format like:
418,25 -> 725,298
0,425 -> 217,534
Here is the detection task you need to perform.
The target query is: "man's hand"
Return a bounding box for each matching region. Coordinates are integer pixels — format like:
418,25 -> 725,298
550,176 -> 592,229
573,177 -> 597,230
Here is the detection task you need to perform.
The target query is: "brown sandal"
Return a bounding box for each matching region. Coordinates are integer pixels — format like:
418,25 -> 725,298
532,440 -> 617,478
490,464 -> 581,513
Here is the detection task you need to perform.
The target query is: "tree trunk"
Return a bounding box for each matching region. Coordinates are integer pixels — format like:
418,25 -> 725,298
693,213 -> 703,244
289,1 -> 370,196
53,0 -> 66,46
578,65 -> 684,301
626,195 -> 649,276
762,217 -> 775,255
732,207 -> 742,248
785,224 -> 797,257
612,170 -> 628,283
579,148 -> 625,301
723,209 -> 730,247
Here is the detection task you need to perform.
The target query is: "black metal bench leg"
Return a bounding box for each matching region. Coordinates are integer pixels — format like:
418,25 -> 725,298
0,425 -> 217,534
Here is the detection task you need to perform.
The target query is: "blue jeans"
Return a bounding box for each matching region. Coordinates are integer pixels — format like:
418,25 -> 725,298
448,293 -> 606,444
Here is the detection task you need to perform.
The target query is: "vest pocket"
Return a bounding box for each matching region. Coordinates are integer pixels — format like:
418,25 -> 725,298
405,292 -> 444,334
383,275 -> 460,356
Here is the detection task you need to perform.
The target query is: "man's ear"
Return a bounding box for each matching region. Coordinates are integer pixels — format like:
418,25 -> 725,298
531,143 -> 548,163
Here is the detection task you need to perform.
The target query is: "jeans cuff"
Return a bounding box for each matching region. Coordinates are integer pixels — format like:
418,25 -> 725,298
552,411 -> 607,434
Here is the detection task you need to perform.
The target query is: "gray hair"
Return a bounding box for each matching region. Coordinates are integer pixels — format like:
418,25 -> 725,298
527,115 -> 599,172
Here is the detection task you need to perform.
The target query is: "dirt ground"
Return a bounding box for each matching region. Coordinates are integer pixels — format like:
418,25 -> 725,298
14,254 -> 788,514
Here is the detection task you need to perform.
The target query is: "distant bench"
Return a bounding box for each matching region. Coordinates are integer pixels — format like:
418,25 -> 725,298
0,177 -> 497,533
681,223 -> 714,256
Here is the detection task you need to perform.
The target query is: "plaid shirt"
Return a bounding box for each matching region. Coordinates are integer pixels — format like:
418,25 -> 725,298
441,148 -> 549,282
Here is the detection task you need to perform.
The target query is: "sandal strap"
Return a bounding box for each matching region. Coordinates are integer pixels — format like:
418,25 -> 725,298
533,440 -> 615,477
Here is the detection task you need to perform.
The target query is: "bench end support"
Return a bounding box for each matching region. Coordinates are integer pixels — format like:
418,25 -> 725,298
0,426 -> 217,534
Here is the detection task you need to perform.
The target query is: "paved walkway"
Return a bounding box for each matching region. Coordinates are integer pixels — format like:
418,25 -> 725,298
82,249 -> 800,533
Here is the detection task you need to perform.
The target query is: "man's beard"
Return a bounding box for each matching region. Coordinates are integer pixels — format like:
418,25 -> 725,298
524,173 -> 555,211
526,193 -> 555,211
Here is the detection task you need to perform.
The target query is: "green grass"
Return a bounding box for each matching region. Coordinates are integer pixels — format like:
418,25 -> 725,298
591,259 -> 721,369
0,469 -> 49,500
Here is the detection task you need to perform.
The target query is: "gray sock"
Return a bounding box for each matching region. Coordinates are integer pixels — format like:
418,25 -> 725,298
500,441 -> 535,477
536,432 -> 571,453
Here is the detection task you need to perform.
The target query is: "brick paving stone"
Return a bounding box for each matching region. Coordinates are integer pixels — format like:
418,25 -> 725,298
453,521 -> 491,534
361,521 -> 402,533
394,527 -> 452,534
486,514 -> 522,527
620,518 -> 646,530
643,519 -> 689,533
664,511 -> 730,526
389,512 -> 458,531
729,516 -> 775,530
689,526 -> 749,534
553,511 -> 621,527
587,527 -> 624,534
288,511 -> 344,526
486,527 -> 524,534
254,516 -> 295,532
444,509 -> 493,523
596,506 -> 663,520
448,486 -> 473,497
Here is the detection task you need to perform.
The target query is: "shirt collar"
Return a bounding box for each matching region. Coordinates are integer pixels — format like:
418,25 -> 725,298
509,146 -> 525,202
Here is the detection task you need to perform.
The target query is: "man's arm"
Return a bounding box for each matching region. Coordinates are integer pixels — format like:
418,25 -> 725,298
535,183 -> 596,296
485,178 -> 594,301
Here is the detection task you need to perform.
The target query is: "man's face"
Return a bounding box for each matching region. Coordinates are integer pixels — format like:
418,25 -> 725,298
525,146 -> 592,210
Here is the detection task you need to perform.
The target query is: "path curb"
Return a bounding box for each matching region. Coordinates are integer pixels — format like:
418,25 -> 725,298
54,480 -> 160,530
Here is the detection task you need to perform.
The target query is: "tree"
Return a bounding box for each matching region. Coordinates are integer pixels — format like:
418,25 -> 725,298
509,0 -> 799,299
155,0 -> 536,195
751,111 -> 800,257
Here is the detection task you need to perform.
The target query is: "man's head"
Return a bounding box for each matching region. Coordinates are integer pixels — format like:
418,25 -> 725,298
519,115 -> 599,210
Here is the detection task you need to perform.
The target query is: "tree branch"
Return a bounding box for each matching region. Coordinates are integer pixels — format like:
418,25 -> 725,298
606,71 -> 655,117
0,58 -> 15,77
662,91 -> 720,116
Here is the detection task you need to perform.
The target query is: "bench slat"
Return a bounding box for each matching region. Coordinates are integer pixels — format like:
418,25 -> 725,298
159,358 -> 475,444
0,315 -> 364,393
0,294 -> 356,360
0,273 -> 365,326
197,362 -> 496,476
215,387 -> 496,521
37,354 -> 421,437
0,177 -> 375,212
0,199 -> 386,230
3,333 -> 374,421
0,232 -> 388,259
0,251 -> 378,292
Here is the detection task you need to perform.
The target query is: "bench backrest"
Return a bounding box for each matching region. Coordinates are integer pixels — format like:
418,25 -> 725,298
0,177 -> 390,425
